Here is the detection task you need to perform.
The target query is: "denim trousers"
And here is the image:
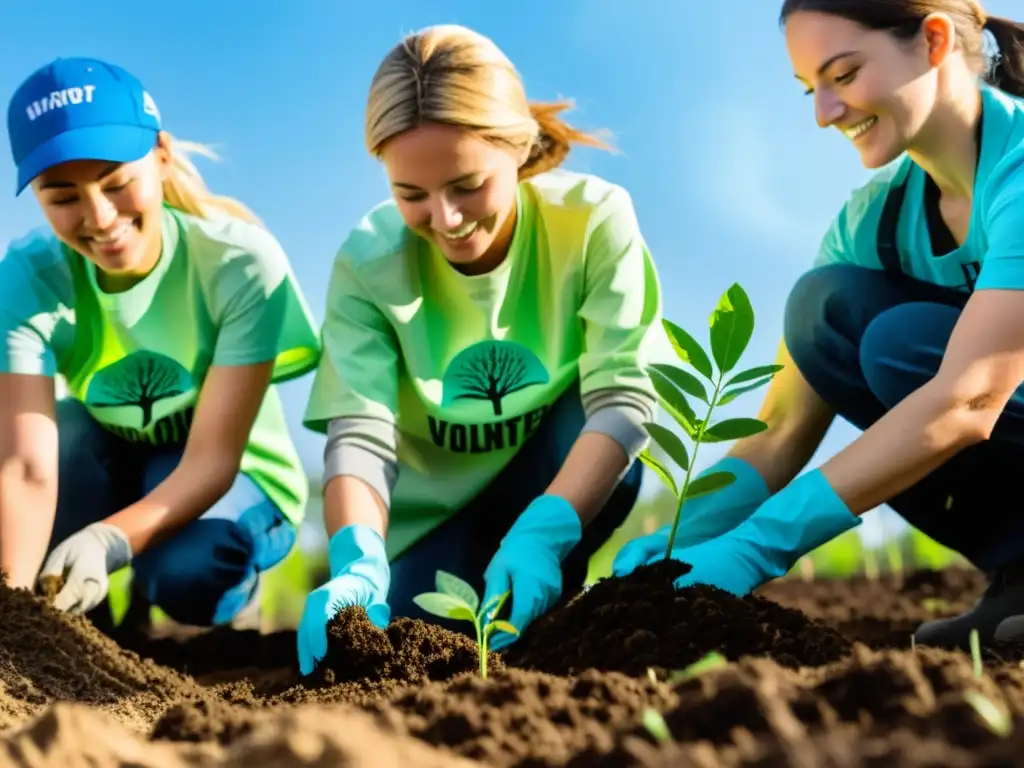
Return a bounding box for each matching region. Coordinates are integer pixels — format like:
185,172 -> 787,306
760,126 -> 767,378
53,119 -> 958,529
784,264 -> 1024,571
49,398 -> 297,626
385,380 -> 644,630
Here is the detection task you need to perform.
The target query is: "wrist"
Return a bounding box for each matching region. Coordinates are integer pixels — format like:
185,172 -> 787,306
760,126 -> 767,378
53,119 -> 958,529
328,523 -> 387,576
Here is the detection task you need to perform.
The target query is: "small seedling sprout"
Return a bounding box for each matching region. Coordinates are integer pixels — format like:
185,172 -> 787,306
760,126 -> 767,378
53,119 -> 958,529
970,628 -> 983,679
666,651 -> 729,684
641,708 -> 674,744
964,690 -> 1013,738
412,570 -> 518,678
639,283 -> 782,557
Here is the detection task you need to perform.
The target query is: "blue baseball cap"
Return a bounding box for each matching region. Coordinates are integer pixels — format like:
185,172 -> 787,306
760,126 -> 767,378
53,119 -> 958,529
7,57 -> 161,195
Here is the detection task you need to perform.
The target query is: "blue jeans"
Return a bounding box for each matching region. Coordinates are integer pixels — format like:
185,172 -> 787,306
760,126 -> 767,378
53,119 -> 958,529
386,380 -> 644,631
48,398 -> 297,626
784,264 -> 1024,571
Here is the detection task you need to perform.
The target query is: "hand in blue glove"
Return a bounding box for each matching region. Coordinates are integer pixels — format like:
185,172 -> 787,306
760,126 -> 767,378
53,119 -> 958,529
481,494 -> 582,650
612,457 -> 770,577
297,523 -> 391,676
667,469 -> 861,596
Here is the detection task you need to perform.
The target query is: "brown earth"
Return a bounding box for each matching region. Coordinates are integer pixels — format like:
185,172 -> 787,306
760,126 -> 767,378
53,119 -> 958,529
1,558 -> 1023,766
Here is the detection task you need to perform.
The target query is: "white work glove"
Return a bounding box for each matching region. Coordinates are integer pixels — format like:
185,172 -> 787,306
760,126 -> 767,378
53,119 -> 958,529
38,522 -> 133,614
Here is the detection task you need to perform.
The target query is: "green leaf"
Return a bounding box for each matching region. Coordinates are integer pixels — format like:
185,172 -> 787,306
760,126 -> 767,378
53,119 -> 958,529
649,363 -> 708,404
684,471 -> 735,500
435,570 -> 480,614
638,449 -> 678,497
662,319 -> 714,380
481,590 -> 510,621
489,620 -> 519,636
709,284 -> 755,375
667,651 -> 729,683
718,375 -> 775,406
725,364 -> 784,388
702,418 -> 769,442
412,592 -> 477,623
649,367 -> 698,438
642,708 -> 673,744
643,422 -> 690,473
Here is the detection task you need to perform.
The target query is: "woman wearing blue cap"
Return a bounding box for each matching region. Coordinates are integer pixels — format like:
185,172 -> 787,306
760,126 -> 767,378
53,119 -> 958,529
615,0 -> 1024,649
0,58 -> 321,629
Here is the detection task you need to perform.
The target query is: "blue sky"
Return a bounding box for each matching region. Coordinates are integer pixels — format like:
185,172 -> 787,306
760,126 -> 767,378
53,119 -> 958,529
1,1 -> 1016,541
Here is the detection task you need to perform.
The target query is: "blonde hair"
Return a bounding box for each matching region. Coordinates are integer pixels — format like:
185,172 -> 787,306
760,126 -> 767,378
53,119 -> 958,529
159,132 -> 262,225
365,24 -> 612,179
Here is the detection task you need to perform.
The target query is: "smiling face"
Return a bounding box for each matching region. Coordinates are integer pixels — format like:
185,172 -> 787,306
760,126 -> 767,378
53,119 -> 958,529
379,121 -> 524,275
31,139 -> 170,287
785,10 -> 948,169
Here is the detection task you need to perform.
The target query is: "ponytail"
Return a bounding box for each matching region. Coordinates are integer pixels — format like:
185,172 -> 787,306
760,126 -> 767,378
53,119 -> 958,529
159,132 -> 262,225
517,100 -> 614,180
983,16 -> 1024,98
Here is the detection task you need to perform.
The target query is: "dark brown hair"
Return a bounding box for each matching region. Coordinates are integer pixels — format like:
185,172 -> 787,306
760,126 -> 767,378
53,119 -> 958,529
779,0 -> 1024,98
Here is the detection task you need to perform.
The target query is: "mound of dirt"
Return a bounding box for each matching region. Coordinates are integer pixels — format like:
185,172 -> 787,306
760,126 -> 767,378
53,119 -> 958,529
758,567 -> 989,648
0,573 -> 205,731
505,559 -> 852,676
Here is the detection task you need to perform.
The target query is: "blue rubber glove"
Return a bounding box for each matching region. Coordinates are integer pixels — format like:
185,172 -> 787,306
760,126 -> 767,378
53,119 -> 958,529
481,494 -> 582,650
668,469 -> 861,596
297,523 -> 391,676
612,457 -> 770,577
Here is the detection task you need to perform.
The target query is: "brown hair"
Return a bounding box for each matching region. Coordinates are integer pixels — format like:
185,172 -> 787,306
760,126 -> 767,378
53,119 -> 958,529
779,0 -> 1024,98
364,24 -> 612,180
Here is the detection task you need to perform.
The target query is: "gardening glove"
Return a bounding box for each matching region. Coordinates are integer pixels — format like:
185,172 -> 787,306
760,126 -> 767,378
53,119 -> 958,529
668,468 -> 861,596
481,494 -> 582,651
37,522 -> 133,614
612,457 -> 770,576
297,523 -> 391,676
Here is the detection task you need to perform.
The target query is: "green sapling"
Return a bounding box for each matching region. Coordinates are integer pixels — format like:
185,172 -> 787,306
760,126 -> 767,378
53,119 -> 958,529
639,283 -> 782,558
412,569 -> 518,678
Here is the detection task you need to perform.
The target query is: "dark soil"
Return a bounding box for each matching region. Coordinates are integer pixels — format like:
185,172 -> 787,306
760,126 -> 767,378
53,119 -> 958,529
2,559 -> 1024,766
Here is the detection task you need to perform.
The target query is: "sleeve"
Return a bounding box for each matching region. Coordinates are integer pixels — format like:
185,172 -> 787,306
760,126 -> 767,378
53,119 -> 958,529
973,151 -> 1024,291
575,186 -> 662,461
302,255 -> 402,506
811,164 -> 907,271
0,245 -> 58,377
210,228 -> 321,382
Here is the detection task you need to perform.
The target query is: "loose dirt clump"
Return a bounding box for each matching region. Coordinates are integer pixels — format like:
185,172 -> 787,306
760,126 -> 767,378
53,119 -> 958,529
505,559 -> 852,676
0,573 -> 206,732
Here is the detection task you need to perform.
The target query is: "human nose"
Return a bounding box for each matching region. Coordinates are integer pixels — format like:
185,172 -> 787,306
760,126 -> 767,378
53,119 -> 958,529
80,188 -> 118,232
815,88 -> 845,128
430,194 -> 463,231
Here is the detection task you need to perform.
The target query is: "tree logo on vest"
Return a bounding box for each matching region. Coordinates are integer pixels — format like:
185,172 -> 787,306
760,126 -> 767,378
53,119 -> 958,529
84,351 -> 197,445
430,340 -> 551,454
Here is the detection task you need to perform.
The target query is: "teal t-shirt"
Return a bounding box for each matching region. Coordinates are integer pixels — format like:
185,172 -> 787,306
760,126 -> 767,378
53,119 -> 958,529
0,204 -> 321,524
815,83 -> 1024,292
304,169 -> 663,559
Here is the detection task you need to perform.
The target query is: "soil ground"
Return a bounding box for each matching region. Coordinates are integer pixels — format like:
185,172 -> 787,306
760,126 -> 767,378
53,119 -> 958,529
2,558 -> 1023,766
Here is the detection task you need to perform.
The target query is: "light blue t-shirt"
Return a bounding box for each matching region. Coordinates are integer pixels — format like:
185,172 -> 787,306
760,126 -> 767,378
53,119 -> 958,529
815,83 -> 1024,293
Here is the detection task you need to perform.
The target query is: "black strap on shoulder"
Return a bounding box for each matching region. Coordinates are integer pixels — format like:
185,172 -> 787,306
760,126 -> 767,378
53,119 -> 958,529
876,170 -> 909,275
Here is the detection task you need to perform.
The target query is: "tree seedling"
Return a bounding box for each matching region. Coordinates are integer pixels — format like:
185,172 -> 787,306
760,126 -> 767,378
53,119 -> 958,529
639,283 -> 782,556
412,569 -> 518,679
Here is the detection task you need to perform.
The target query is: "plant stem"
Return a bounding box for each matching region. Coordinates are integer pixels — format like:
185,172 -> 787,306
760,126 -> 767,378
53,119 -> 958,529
477,622 -> 487,678
664,371 -> 725,557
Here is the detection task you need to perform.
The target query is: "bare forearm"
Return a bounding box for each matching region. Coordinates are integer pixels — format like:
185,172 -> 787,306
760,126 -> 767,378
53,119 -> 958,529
820,381 -> 979,514
323,474 -> 389,540
546,431 -> 629,526
104,458 -> 236,555
0,459 -> 56,589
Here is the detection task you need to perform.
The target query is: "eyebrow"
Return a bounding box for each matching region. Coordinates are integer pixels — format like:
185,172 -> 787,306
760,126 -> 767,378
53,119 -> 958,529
795,50 -> 859,82
392,172 -> 480,191
38,162 -> 124,190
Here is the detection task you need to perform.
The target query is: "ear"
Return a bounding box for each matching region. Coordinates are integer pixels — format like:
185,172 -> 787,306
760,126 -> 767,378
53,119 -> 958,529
153,130 -> 173,181
920,12 -> 957,68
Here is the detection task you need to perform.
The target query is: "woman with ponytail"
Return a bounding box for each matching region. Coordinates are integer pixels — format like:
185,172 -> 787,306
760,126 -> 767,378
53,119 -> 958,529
614,0 -> 1024,652
0,58 -> 320,630
298,24 -> 663,673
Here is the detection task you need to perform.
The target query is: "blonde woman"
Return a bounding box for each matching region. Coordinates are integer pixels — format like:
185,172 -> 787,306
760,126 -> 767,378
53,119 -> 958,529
298,24 -> 663,674
0,58 -> 321,629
